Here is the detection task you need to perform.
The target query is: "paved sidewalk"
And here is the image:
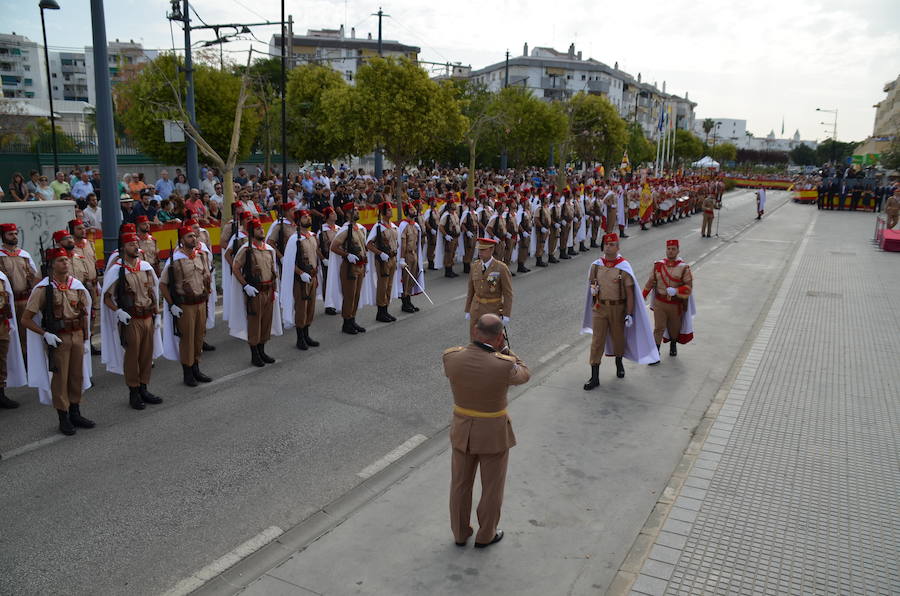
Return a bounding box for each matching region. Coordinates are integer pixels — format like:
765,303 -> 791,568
629,211 -> 900,595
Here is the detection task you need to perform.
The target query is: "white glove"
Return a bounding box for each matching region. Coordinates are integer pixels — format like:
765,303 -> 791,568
594,216 -> 601,222
299,272 -> 312,283
170,304 -> 183,318
243,284 -> 259,297
430,229 -> 437,236
590,285 -> 599,296
466,231 -> 474,238
666,286 -> 677,297
505,232 -> 512,238
444,234 -> 452,242
553,223 -> 561,229
379,252 -> 389,262
43,332 -> 62,347
464,312 -> 470,321
398,258 -> 407,267
115,309 -> 132,325
541,227 -> 549,234
502,316 -> 510,325
154,315 -> 161,330
624,314 -> 634,328
523,231 -> 530,238
347,253 -> 359,264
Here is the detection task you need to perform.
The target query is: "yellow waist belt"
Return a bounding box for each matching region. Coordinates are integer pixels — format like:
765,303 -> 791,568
454,405 -> 507,418
474,296 -> 502,304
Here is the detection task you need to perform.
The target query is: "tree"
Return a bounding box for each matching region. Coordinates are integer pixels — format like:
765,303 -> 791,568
701,118 -> 715,144
285,64 -> 354,166
568,92 -> 628,172
626,121 -> 654,167
28,118 -> 78,153
788,143 -> 817,166
880,137 -> 900,170
337,57 -> 466,199
116,53 -> 261,173
709,142 -> 737,164
815,138 -> 857,166
479,87 -> 566,169
672,129 -> 704,163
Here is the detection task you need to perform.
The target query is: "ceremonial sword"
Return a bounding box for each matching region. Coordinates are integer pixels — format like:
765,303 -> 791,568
402,265 -> 434,305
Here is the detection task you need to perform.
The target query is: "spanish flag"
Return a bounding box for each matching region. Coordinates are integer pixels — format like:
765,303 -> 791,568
620,150 -> 631,172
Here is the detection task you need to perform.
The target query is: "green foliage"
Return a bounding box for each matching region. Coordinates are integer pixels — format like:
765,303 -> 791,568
701,118 -> 715,143
28,118 -> 78,153
708,142 -> 737,163
479,87 -> 566,168
337,57 -> 467,169
788,143 -> 817,166
880,137 -> 900,170
569,92 -> 628,168
815,138 -> 856,165
626,121 -> 654,166
672,129 -> 704,162
285,64 -> 354,163
235,57 -> 283,95
116,53 -> 261,165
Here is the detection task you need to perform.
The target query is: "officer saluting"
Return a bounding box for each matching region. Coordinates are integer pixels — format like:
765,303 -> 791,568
464,238 -> 513,341
443,313 -> 531,548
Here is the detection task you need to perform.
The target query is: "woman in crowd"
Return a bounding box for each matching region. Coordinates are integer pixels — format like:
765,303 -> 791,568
174,173 -> 191,197
7,172 -> 29,202
35,175 -> 55,201
157,198 -> 180,224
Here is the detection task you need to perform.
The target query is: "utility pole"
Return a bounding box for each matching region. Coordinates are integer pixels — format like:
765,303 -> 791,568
371,6 -> 388,179
182,0 -> 200,188
500,50 -> 509,172
89,0 -> 121,262
39,0 -> 60,176
280,0 -> 288,200
287,15 -> 293,69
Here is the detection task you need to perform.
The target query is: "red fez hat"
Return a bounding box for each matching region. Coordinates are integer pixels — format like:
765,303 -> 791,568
602,232 -> 619,244
295,209 -> 311,217
497,192 -> 506,198
505,199 -> 515,206
0,223 -> 16,233
246,217 -> 261,228
466,197 -> 476,204
52,230 -> 70,243
69,219 -> 83,227
322,206 -> 335,215
282,202 -> 295,211
46,247 -> 68,261
562,188 -> 571,195
666,239 -> 679,247
239,211 -> 253,221
184,218 -> 198,227
120,223 -> 137,234
377,201 -> 394,210
178,226 -> 194,238
445,192 -> 454,199
341,202 -> 356,212
549,184 -> 557,191
135,215 -> 150,223
120,232 -> 139,244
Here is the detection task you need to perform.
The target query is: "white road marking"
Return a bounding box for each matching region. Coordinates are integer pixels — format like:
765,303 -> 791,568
538,343 -> 571,364
204,366 -> 259,388
357,434 -> 428,479
451,293 -> 468,301
1,434 -> 66,461
163,525 -> 284,596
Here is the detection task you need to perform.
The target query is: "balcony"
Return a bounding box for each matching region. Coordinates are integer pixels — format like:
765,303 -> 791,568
541,76 -> 568,90
586,79 -> 610,94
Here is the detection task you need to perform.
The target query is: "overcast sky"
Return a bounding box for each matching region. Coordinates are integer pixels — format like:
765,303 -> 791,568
5,0 -> 898,143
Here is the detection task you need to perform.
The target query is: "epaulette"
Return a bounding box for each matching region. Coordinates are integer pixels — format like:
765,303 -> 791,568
493,352 -> 516,362
443,346 -> 464,355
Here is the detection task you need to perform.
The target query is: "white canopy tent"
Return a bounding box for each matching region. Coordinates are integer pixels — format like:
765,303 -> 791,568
692,156 -> 720,169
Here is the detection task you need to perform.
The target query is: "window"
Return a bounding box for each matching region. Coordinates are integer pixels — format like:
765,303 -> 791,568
581,74 -> 586,80
52,72 -> 56,78
24,78 -> 32,86
346,70 -> 353,81
25,91 -> 34,98
23,65 -> 30,71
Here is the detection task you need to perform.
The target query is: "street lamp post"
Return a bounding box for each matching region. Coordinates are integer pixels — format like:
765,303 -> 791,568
39,0 -> 61,176
816,107 -> 838,165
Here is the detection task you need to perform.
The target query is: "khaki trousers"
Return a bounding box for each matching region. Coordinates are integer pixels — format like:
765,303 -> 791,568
450,448 -> 509,545
653,300 -> 682,345
701,213 -> 714,236
606,208 -> 618,233
590,303 -> 625,364
293,277 -> 317,328
246,287 -> 274,345
401,260 -> 418,296
548,228 -> 560,255
535,230 -> 548,257
426,233 -> 437,264
176,302 -> 206,366
443,238 -> 458,267
561,222 -> 572,249
50,329 -> 84,411
340,260 -> 365,318
463,237 -> 475,264
503,238 -> 514,266
123,316 -> 154,387
517,237 -> 530,264
375,261 -> 396,307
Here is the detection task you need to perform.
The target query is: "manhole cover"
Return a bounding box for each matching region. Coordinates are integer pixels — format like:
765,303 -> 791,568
806,291 -> 843,298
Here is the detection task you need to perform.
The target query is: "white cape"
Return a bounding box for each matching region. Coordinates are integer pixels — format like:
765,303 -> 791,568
397,220 -> 425,295
227,242 -> 284,340
575,196 -> 588,243
279,231 -> 324,331
365,222 -> 401,302
99,259 -> 164,375
26,277 -> 93,405
324,222 -> 374,312
0,271 -> 26,387
580,258 -> 659,364
221,232 -> 247,322
757,189 -> 767,212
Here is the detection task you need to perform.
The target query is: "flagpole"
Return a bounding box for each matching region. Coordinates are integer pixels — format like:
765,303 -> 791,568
655,108 -> 662,175
668,105 -> 674,173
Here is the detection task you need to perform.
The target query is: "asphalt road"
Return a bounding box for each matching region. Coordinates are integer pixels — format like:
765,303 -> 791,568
0,188 -> 790,595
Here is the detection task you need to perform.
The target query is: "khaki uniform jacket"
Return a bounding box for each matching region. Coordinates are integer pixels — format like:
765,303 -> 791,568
465,258 -> 514,317
443,343 -> 530,454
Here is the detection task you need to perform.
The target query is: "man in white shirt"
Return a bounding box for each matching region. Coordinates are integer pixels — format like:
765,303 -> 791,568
82,193 -> 102,230
200,170 -> 218,196
71,172 -> 94,201
210,182 -> 224,206
154,170 -> 175,199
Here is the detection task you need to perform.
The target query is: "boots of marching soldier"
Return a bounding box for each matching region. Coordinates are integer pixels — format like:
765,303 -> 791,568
568,246 -> 577,256
427,260 -> 436,271
139,384 -> 162,405
303,327 -> 320,347
669,341 -> 678,357
376,305 -> 394,323
517,262 -> 529,274
325,307 -> 337,316
401,295 -> 416,313
90,344 -> 101,356
463,262 -> 471,274
0,388 -> 19,409
615,357 -> 625,379
590,238 -> 599,248
535,256 -> 547,268
640,223 -> 648,231
548,254 -> 559,264
619,226 -> 629,239
295,327 -> 309,350
250,345 -> 265,367
57,409 -> 76,436
342,318 -> 358,335
352,317 -> 366,333
202,341 -> 216,352
649,344 -> 661,366
445,266 -> 458,278
579,241 -> 588,253
583,364 -> 600,391
258,343 -> 276,364
129,386 -> 145,410
69,403 -> 95,428
191,362 -> 212,383
182,364 -> 198,387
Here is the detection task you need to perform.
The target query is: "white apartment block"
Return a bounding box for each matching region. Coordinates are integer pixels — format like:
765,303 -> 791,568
0,33 -> 45,100
692,117 -> 817,151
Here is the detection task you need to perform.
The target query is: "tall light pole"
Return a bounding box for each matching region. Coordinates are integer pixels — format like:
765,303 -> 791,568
280,0 -> 287,200
500,50 -> 509,172
816,107 -> 838,165
371,7 -> 388,179
39,0 -> 60,176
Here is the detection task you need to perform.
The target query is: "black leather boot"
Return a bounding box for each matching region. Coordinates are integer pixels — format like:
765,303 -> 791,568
258,343 -> 276,364
0,388 -> 19,409
342,318 -> 358,335
376,305 -> 392,323
568,246 -> 577,256
401,296 -> 416,313
583,364 -> 600,390
559,250 -> 570,260
303,327 -> 319,347
670,341 -> 678,357
463,262 -> 471,274
536,256 -> 547,267
295,327 -> 308,350
250,344 -> 265,367
325,307 -> 337,316
590,240 -> 599,248
445,266 -> 458,278
183,364 -> 198,387
191,363 -> 212,382
69,403 -> 95,428
548,255 -> 559,264
649,344 -> 661,366
139,384 -> 162,404
427,260 -> 436,270
386,306 -> 396,322
129,386 -> 145,410
579,242 -> 588,252
352,317 -> 366,333
615,357 -> 625,378
57,409 -> 76,436
516,262 -> 528,273
202,341 -> 216,351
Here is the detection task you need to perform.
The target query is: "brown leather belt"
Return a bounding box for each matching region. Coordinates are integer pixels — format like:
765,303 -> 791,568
58,318 -> 83,333
125,305 -> 156,318
14,291 -> 30,301
180,296 -> 209,305
595,298 -> 625,305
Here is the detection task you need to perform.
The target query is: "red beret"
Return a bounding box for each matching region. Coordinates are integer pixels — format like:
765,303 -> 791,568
0,223 -> 16,233
46,247 -> 68,261
666,239 -> 679,247
341,202 -> 356,212
120,232 -> 139,244
135,215 -> 150,223
602,233 -> 619,243
68,219 -> 83,227
505,199 -> 515,206
178,226 -> 194,238
52,230 -> 70,243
